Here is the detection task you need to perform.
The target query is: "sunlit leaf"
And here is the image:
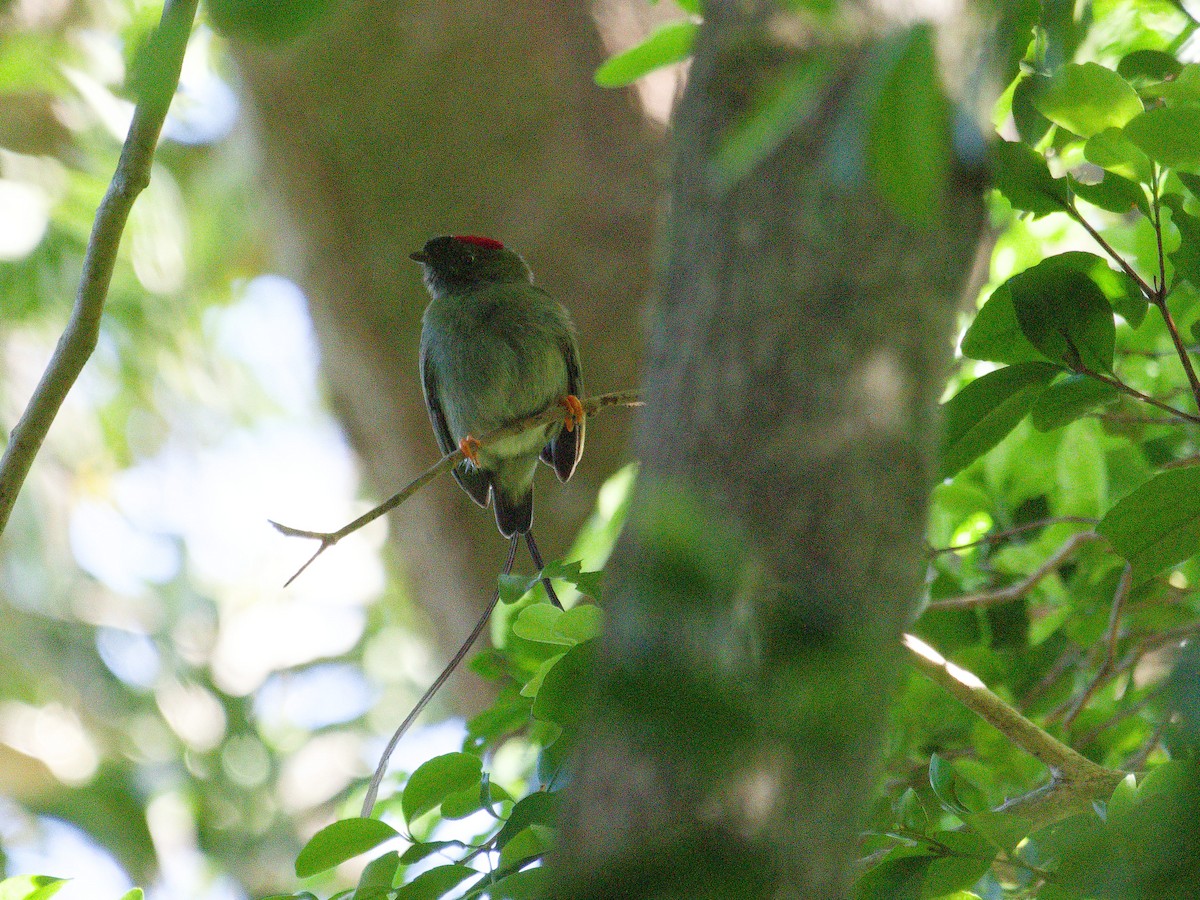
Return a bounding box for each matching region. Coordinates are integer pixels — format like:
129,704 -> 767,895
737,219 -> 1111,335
1097,465 -> 1200,584
402,753 -> 483,825
295,819 -> 400,878
352,851 -> 399,900
1084,127 -> 1154,184
1030,63 -> 1143,137
594,21 -> 697,87
939,363 -> 1060,479
1125,104 -> 1200,174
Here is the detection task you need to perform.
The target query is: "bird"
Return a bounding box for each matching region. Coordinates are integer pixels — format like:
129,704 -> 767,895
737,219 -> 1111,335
412,234 -> 585,603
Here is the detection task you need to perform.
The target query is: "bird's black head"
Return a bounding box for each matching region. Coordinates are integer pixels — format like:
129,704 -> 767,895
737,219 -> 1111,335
410,235 -> 531,296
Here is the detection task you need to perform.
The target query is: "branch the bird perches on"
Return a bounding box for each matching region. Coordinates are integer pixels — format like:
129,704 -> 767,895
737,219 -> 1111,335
270,390 -> 642,587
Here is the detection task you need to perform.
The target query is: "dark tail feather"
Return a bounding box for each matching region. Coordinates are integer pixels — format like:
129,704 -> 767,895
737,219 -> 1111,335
525,530 -> 563,609
494,489 -> 533,539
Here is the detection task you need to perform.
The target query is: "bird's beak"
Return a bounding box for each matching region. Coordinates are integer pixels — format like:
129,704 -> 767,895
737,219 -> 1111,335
409,251 -> 428,263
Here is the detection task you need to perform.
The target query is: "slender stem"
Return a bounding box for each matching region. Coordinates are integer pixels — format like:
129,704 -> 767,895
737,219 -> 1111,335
926,516 -> 1098,555
1065,201 -> 1154,300
1149,169 -> 1200,410
360,535 -> 520,818
0,0 -> 200,535
1075,365 -> 1200,425
923,531 -> 1102,611
525,530 -> 563,609
272,389 -> 642,586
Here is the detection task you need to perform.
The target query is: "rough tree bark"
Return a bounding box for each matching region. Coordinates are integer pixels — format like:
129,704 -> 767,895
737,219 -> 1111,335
231,0 -> 659,669
553,2 -> 991,896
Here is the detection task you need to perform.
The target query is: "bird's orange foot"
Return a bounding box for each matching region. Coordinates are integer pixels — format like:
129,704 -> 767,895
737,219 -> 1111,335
459,436 -> 481,466
560,394 -> 584,433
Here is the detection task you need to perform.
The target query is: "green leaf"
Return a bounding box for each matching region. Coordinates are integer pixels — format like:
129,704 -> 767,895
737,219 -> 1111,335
497,825 -> 553,872
961,286 -> 1050,365
929,753 -> 969,815
295,818 -> 400,878
512,604 -> 568,645
402,753 -> 483,824
962,810 -> 1033,854
1012,75 -> 1053,146
868,23 -> 950,223
555,604 -> 603,643
990,140 -> 1069,217
856,850 -> 930,900
352,851 -> 399,900
0,877 -> 68,900
392,864 -> 477,900
594,21 -> 696,87
532,640 -> 596,727
1041,250 -> 1146,327
920,845 -> 994,898
398,840 -> 463,866
712,57 -> 833,194
1125,104 -> 1200,175
541,558 -> 603,598
495,791 -> 561,850
1118,49 -> 1183,84
1069,170 -> 1149,216
520,651 -> 567,699
1141,63 -> 1200,105
1030,63 -> 1144,137
1007,262 -> 1115,372
485,867 -> 551,900
1030,374 -> 1118,431
939,362 -> 1061,479
1164,194 -> 1200,290
1083,127 -> 1154,184
1097,465 -> 1200,584
117,892 -> 144,900
498,572 -> 540,605
895,787 -> 928,831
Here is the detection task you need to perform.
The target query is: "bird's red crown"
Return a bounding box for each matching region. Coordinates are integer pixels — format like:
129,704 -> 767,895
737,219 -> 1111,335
453,235 -> 505,250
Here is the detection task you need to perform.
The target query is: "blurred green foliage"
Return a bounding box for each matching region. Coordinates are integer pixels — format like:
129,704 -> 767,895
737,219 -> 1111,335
5,0 -> 1200,899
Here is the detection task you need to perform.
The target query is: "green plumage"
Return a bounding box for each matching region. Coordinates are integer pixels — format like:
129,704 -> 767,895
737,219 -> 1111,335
414,236 -> 584,538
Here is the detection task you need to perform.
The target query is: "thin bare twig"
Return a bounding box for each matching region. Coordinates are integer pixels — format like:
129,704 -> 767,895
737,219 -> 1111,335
927,517 -> 1098,555
1060,563 -> 1132,730
1073,365 -> 1200,426
0,0 -> 200,535
923,531 -> 1103,611
1124,716 -> 1171,772
360,536 -> 520,818
271,389 -> 642,586
1149,167 -> 1200,410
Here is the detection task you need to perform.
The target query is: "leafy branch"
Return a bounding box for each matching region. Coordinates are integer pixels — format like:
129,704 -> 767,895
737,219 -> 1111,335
0,0 -> 200,535
1061,185 -> 1200,414
905,634 -> 1124,829
270,389 -> 642,586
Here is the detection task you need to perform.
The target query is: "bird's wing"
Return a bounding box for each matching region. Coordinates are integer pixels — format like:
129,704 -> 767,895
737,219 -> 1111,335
541,333 -> 585,483
422,342 -> 492,508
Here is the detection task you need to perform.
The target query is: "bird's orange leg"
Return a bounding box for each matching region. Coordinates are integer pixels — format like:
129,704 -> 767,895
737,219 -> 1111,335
559,395 -> 584,432
459,436 -> 481,465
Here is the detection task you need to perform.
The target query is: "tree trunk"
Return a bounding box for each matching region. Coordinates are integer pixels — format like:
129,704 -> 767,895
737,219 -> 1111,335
230,0 -> 660,681
553,2 -> 990,896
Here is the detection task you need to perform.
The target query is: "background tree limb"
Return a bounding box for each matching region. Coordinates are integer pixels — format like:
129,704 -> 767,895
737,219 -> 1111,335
0,0 -> 198,533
